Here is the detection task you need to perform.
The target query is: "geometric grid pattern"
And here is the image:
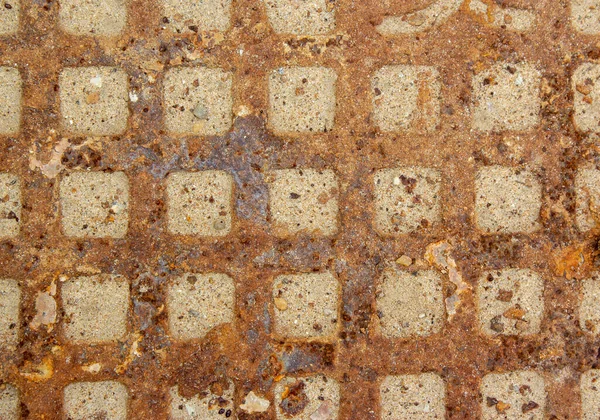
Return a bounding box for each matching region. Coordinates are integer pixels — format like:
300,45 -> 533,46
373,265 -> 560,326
0,0 -> 598,418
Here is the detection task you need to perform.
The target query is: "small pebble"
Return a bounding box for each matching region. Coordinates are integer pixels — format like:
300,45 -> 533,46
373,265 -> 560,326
110,203 -> 123,214
274,297 -> 288,311
577,83 -> 592,95
495,401 -> 510,413
193,103 -> 209,119
213,219 -> 227,230
90,76 -> 102,87
396,255 -> 412,266
240,391 -> 270,413
515,74 -> 524,86
85,92 -> 100,105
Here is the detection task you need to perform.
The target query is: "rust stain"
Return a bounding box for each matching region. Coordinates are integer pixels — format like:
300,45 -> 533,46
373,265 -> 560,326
553,243 -> 591,280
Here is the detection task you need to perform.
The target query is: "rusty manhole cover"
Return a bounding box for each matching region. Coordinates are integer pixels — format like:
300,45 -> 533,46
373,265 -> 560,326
1,0 -> 600,418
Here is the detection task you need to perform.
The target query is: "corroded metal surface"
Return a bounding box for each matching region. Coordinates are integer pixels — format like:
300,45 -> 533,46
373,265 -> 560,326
1,0 -> 600,418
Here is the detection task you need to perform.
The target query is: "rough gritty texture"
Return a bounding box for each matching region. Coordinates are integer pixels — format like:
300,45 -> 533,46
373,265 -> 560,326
573,63 -> 600,133
375,0 -> 462,35
0,174 -> 20,238
59,0 -> 127,36
0,384 -> 19,419
467,0 -> 535,32
580,273 -> 600,334
161,0 -> 231,33
371,65 -> 441,132
272,271 -> 339,339
264,0 -> 335,35
480,371 -> 546,420
59,66 -> 129,135
581,369 -> 600,419
0,67 -> 21,135
59,171 -> 129,238
374,167 -> 441,235
274,374 -> 339,419
61,275 -> 129,343
163,67 -> 233,135
167,272 -> 234,340
0,0 -> 19,35
268,66 -> 337,134
166,170 -> 233,236
63,381 -> 128,420
376,268 -> 444,338
571,0 -> 600,34
169,381 -> 235,419
380,373 -> 446,420
475,165 -> 542,234
267,168 -> 338,236
576,166 -> 600,232
477,268 -> 544,337
472,61 -> 541,132
0,279 -> 19,348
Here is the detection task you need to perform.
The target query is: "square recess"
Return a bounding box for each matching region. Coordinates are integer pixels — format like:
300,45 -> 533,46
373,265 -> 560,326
59,0 -> 127,36
371,65 -> 441,132
0,385 -> 18,419
170,380 -> 235,419
163,67 -> 232,136
481,371 -> 546,419
59,66 -> 129,136
475,166 -> 541,234
0,67 -> 21,135
374,167 -> 441,235
61,275 -> 130,343
571,0 -> 600,34
162,0 -> 231,32
0,174 -> 20,238
267,168 -> 339,237
573,64 -> 600,133
472,62 -> 540,132
477,268 -> 544,337
380,373 -> 446,420
272,271 -> 339,339
576,167 -> 600,232
580,274 -> 600,334
167,273 -> 235,340
376,268 -> 444,338
264,0 -> 334,35
274,374 -> 340,419
581,369 -> 600,419
0,279 -> 20,348
0,0 -> 19,35
60,171 -> 129,238
63,381 -> 128,420
268,67 -> 337,134
167,171 -> 233,236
